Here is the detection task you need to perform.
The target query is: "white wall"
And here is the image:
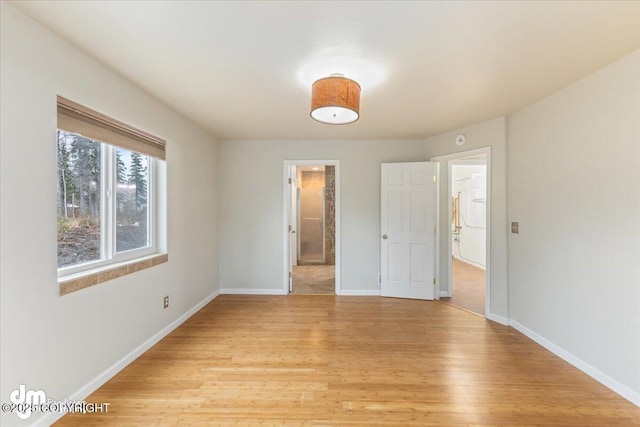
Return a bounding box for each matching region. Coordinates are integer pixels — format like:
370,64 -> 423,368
507,50 -> 640,400
452,164 -> 487,269
0,3 -> 219,426
218,140 -> 426,293
425,118 -> 509,321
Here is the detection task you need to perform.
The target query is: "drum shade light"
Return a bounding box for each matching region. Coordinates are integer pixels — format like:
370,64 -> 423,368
310,74 -> 360,124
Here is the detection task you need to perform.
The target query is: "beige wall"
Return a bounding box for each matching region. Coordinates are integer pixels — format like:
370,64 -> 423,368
0,4 -> 219,426
218,139 -> 427,293
217,123 -> 508,315
507,50 -> 640,399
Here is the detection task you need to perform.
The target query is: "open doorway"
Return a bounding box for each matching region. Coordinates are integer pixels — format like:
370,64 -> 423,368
436,149 -> 489,317
284,161 -> 340,295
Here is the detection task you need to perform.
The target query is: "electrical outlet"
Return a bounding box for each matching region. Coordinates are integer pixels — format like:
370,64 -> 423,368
163,295 -> 169,309
511,222 -> 519,234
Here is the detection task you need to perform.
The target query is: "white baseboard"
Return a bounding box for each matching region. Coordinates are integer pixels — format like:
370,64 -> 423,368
511,320 -> 640,408
486,312 -> 510,326
32,289 -> 221,427
220,288 -> 287,295
340,289 -> 381,296
439,291 -> 451,298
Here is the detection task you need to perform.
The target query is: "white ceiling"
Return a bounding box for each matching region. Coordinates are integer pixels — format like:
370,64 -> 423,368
10,1 -> 640,141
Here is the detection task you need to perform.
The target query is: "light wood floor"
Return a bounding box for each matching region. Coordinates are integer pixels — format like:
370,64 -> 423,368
441,258 -> 486,316
55,295 -> 640,426
292,265 -> 335,295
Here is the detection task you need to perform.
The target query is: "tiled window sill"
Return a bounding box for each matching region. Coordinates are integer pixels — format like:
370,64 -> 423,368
59,253 -> 168,296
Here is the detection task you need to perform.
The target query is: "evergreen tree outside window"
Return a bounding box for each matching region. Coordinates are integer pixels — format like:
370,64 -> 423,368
57,131 -> 102,267
116,148 -> 150,253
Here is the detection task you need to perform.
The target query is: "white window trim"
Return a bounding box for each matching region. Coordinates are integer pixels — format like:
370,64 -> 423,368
57,141 -> 159,279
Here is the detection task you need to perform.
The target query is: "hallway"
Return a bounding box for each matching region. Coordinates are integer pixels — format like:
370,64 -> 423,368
441,258 -> 485,316
291,264 -> 335,295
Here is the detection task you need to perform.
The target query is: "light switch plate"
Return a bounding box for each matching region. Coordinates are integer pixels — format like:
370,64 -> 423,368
511,222 -> 519,234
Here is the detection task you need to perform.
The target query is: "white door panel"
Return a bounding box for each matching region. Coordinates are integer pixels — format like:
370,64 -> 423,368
410,192 -> 429,232
381,162 -> 436,300
411,244 -> 426,283
388,191 -> 404,232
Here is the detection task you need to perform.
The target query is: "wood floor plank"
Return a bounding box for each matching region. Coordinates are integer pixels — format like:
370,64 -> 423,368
55,295 -> 640,426
441,258 -> 486,315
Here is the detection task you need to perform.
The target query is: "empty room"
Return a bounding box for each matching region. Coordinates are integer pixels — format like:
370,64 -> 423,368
1,1 -> 639,426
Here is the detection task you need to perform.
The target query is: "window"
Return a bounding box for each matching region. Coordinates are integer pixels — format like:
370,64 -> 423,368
57,131 -> 102,268
57,96 -> 165,277
115,147 -> 150,253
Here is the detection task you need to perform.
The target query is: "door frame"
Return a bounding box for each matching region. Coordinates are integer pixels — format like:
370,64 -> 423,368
283,160 -> 341,295
431,147 -> 491,317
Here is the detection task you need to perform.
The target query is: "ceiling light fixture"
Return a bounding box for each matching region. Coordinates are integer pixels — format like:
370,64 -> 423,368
310,73 -> 360,125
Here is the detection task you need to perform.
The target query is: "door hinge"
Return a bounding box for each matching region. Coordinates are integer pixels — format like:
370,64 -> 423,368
288,178 -> 292,184
433,226 -> 437,234
289,272 -> 292,279
433,278 -> 436,285
288,224 -> 292,232
433,175 -> 436,183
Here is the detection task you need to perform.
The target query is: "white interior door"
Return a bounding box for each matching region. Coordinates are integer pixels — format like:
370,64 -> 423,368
381,162 -> 436,300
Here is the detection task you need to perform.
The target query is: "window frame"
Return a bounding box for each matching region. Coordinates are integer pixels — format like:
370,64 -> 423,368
57,127 -> 160,279
109,145 -> 157,264
56,96 -> 165,282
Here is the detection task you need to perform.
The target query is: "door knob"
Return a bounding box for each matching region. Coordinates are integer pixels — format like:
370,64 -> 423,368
382,234 -> 388,239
